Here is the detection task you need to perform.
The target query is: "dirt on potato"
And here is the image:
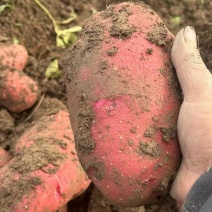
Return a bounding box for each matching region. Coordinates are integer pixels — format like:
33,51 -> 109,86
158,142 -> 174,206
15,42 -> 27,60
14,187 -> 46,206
0,0 -> 211,211
0,175 -> 42,212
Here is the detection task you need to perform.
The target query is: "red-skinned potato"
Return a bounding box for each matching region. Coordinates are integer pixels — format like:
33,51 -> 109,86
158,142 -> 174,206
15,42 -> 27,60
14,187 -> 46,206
0,44 -> 28,71
62,2 -> 181,207
0,148 -> 12,168
0,69 -> 39,113
0,110 -> 91,212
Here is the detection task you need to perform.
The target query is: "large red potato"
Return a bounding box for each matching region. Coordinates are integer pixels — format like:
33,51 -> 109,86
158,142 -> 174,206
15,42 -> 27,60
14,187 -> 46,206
0,110 -> 90,211
62,2 -> 181,207
0,44 -> 28,71
0,69 -> 39,113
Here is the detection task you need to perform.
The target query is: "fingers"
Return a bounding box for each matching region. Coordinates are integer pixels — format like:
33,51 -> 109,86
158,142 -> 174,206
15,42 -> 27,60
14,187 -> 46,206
170,164 -> 190,204
170,162 -> 201,205
171,26 -> 212,102
176,201 -> 183,212
183,26 -> 197,48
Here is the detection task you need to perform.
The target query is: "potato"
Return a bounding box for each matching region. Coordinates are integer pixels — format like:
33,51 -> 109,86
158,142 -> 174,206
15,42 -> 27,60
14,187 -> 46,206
0,110 -> 90,211
0,69 -> 39,113
62,2 -> 181,207
0,44 -> 28,71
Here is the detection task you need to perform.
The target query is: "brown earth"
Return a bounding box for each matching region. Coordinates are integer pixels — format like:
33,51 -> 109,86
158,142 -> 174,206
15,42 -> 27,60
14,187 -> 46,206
0,0 -> 211,211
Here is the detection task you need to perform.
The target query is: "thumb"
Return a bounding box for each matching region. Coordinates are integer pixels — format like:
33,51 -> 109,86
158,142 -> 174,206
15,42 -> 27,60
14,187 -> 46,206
171,26 -> 212,102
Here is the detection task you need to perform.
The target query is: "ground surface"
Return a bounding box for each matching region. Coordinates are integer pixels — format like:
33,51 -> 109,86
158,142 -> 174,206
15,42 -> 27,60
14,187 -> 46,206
0,0 -> 211,211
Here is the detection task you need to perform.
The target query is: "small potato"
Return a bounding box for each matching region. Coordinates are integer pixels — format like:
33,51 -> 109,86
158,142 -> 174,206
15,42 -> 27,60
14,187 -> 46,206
0,69 -> 39,113
0,110 -> 90,212
0,44 -> 28,71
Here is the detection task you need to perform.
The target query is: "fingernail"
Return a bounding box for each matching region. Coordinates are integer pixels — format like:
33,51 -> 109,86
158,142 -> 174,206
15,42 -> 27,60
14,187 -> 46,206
184,26 -> 197,47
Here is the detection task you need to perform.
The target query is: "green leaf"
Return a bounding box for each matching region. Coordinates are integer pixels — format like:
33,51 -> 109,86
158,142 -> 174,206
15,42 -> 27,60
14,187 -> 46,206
15,22 -> 22,27
171,16 -> 182,26
13,36 -> 19,44
0,3 -> 12,14
56,26 -> 82,48
57,10 -> 77,25
45,59 -> 62,79
33,0 -> 81,48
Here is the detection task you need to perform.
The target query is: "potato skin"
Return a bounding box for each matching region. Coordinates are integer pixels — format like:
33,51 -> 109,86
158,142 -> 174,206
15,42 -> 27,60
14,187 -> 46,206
62,2 -> 181,206
0,44 -> 28,71
0,69 -> 38,113
0,110 -> 90,212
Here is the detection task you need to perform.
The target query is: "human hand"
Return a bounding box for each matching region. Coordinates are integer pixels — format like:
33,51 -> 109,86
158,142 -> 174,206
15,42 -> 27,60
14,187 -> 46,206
170,26 -> 212,207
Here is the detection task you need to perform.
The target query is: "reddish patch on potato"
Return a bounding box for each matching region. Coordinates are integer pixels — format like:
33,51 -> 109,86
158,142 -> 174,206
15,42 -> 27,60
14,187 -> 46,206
62,2 -> 181,206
